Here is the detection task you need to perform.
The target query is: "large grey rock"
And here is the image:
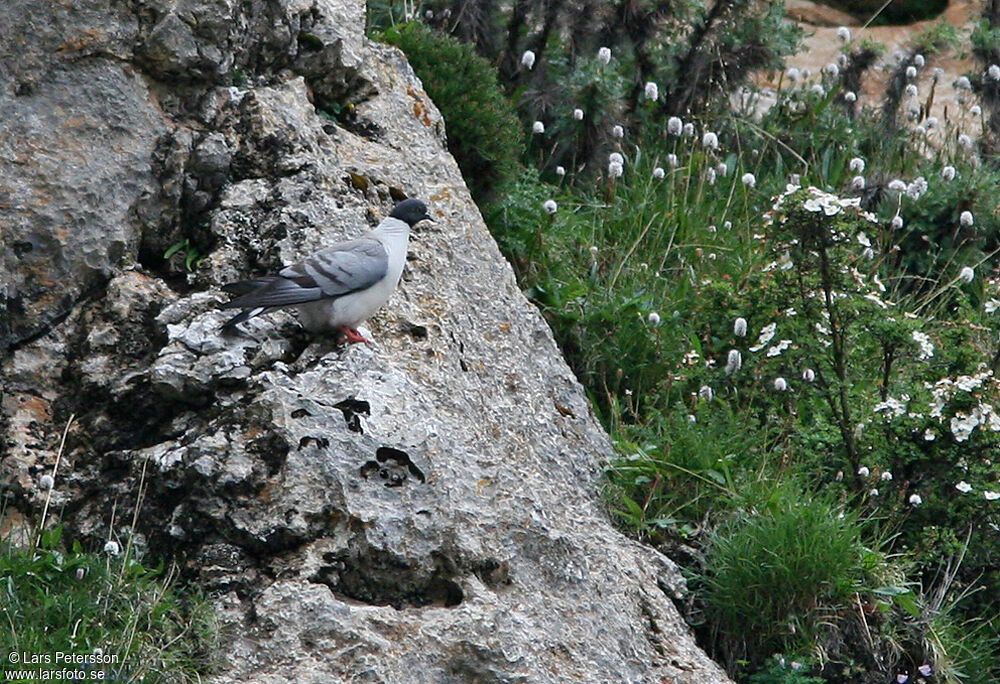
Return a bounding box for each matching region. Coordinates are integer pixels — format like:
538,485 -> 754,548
0,0 -> 731,681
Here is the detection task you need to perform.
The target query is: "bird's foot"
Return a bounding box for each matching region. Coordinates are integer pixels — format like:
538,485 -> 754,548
339,326 -> 374,345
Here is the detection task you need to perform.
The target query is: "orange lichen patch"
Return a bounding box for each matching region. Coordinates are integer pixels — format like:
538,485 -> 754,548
406,85 -> 433,127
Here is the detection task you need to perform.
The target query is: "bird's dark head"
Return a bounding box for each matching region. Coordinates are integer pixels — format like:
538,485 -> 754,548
390,199 -> 434,227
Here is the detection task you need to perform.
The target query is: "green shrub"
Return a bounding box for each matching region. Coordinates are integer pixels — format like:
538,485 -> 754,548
378,22 -> 524,202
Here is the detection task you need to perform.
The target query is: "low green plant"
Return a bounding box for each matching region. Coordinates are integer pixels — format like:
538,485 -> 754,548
0,526 -> 218,683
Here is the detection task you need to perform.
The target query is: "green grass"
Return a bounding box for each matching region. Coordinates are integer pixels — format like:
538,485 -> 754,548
0,527 -> 218,683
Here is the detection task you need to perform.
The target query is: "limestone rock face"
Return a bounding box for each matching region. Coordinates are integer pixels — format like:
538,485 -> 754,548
0,1 -> 730,682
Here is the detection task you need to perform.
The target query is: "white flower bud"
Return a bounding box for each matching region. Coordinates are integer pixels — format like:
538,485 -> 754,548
40,474 -> 55,489
802,368 -> 815,382
857,466 -> 870,477
543,199 -> 558,214
773,377 -> 788,391
597,47 -> 612,65
941,165 -> 956,180
573,108 -> 584,120
959,266 -> 974,283
521,50 -> 536,69
702,131 -> 719,150
837,26 -> 851,42
104,540 -> 121,556
652,167 -> 665,179
734,317 -> 748,337
648,312 -> 661,326
725,349 -> 742,375
556,166 -> 566,177
667,116 -> 683,136
532,121 -> 545,134
909,493 -> 922,505
667,153 -> 678,168
851,175 -> 865,191
844,90 -> 857,103
644,82 -> 659,101
960,210 -> 974,227
741,172 -> 756,188
612,125 -> 625,138
699,385 -> 714,401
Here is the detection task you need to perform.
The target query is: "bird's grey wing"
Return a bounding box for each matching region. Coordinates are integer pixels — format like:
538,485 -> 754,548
278,237 -> 389,297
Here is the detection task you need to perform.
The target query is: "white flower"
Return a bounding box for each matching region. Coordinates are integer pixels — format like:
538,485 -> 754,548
849,157 -> 865,173
959,266 -> 974,283
958,133 -> 972,148
608,161 -> 624,178
925,116 -> 938,129
986,298 -> 1000,313
644,82 -> 659,101
667,116 -> 683,136
652,167 -> 665,179
851,175 -> 865,191
597,46 -> 612,65
766,339 -> 792,357
705,167 -> 716,185
870,488 -> 880,497
734,317 -> 748,337
556,166 -> 566,177
906,65 -> 917,80
857,466 -> 870,477
844,90 -> 857,103
891,215 -> 903,229
573,108 -> 584,120
905,84 -> 918,98
532,121 -> 545,134
717,162 -> 728,177
988,64 -> 1000,81
802,368 -> 815,382
955,76 -> 971,90
741,172 -> 756,188
682,122 -> 695,137
914,54 -> 925,67
786,67 -> 801,81
774,377 -> 788,391
648,312 -> 661,326
956,481 -> 973,493
749,322 -> 777,352
909,493 -> 923,506
699,385 -> 714,401
521,50 -> 536,69
609,152 -> 624,165
810,83 -> 825,96
666,153 -> 678,167
702,131 -> 719,150
906,176 -> 927,200
941,165 -> 956,180
971,104 -> 982,117
960,210 -> 974,227
104,540 -> 121,555
881,471 -> 892,481
924,428 -> 936,441
888,179 -> 906,194
951,412 -> 979,441
40,474 -> 55,489
985,491 -> 1000,501
912,330 -> 934,360
825,63 -> 840,78
837,26 -> 851,42
543,199 -> 558,214
725,349 -> 742,375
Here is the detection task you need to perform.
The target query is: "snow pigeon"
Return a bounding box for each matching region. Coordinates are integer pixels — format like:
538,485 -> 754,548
221,198 -> 433,343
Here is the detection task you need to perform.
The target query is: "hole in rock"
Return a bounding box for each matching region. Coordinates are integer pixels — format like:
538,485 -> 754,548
359,447 -> 426,487
312,548 -> 464,608
334,397 -> 370,433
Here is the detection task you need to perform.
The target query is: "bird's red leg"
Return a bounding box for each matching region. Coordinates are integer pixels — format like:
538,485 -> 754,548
339,326 -> 374,345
